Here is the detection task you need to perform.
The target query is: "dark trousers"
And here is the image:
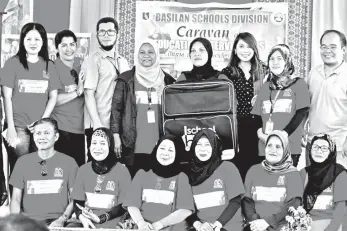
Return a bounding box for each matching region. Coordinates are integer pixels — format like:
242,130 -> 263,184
55,129 -> 86,167
85,128 -> 93,162
291,154 -> 300,167
3,124 -> 37,175
127,153 -> 151,178
232,116 -> 263,182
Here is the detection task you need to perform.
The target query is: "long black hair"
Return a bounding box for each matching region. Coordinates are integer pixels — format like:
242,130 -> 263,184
16,23 -> 50,71
227,32 -> 263,82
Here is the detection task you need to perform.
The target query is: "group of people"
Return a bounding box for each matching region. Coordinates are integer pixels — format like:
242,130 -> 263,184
0,14 -> 345,231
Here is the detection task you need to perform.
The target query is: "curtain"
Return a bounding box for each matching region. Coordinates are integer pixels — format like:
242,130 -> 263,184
69,0 -> 117,54
311,0 -> 347,68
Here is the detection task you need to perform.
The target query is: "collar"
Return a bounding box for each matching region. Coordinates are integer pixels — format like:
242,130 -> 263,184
317,61 -> 347,77
98,47 -> 119,60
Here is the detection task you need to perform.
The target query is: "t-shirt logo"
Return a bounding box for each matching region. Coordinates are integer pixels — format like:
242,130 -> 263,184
214,179 -> 224,189
43,70 -> 50,79
169,181 -> 176,190
54,168 -> 63,177
106,181 -> 115,191
277,176 -> 286,186
283,89 -> 292,97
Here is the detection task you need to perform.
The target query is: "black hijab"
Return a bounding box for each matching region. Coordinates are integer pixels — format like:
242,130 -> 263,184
184,37 -> 219,81
189,129 -> 223,186
150,135 -> 185,178
90,127 -> 118,175
303,134 -> 346,212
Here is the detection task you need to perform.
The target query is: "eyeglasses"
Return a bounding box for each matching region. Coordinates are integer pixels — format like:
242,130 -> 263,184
39,160 -> 47,176
94,175 -> 106,193
311,145 -> 330,153
320,45 -> 338,51
97,30 -> 117,37
70,69 -> 78,84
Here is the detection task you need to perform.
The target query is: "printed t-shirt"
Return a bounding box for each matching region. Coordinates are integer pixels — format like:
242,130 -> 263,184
134,77 -> 160,154
192,161 -> 244,231
1,57 -> 62,128
72,162 -> 131,227
9,152 -> 78,221
244,164 -> 303,228
82,50 -> 129,129
300,169 -> 347,221
251,79 -> 310,155
51,58 -> 84,134
123,170 -> 195,223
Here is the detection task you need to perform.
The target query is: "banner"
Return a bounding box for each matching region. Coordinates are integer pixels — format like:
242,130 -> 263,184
135,2 -> 288,76
1,33 -> 91,67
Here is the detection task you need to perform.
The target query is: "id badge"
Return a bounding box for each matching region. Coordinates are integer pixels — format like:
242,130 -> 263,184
264,119 -> 274,135
147,109 -> 155,123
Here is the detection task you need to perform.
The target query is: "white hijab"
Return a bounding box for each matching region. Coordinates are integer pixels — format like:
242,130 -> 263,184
135,39 -> 165,94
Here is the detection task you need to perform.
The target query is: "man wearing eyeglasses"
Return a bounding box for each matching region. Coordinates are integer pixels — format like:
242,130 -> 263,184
81,17 -> 129,162
305,29 -> 347,169
9,118 -> 78,227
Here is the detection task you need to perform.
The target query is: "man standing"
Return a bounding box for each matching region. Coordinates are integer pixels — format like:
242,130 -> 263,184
9,118 -> 78,227
306,29 -> 347,168
82,17 -> 129,161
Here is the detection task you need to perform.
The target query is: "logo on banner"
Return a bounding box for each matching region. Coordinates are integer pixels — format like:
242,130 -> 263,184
213,179 -> 223,189
143,12 -> 150,20
54,168 -> 63,177
271,12 -> 285,25
106,181 -> 115,191
169,181 -> 176,190
182,126 -> 216,151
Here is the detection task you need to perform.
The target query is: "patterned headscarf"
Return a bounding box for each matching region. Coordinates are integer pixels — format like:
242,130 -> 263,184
262,130 -> 296,174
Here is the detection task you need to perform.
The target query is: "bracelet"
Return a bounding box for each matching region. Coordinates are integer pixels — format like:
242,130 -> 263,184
75,89 -> 81,97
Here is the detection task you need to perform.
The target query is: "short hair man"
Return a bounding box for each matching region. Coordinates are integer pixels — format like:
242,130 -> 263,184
9,118 -> 78,227
306,29 -> 347,168
82,17 -> 130,161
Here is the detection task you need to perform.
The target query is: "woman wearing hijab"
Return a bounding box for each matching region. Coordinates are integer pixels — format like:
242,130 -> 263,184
186,129 -> 244,231
110,39 -> 175,177
301,134 -> 347,231
68,127 -> 131,229
251,44 -> 310,167
123,135 -> 194,231
176,37 -> 228,82
242,130 -> 303,231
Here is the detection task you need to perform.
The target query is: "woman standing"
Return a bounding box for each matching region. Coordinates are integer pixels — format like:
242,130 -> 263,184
110,39 -> 175,177
221,32 -> 267,181
124,135 -> 194,231
251,44 -> 310,167
51,29 -> 85,167
301,134 -> 347,231
176,37 -> 228,82
186,129 -> 244,231
70,127 -> 131,229
1,23 -> 61,172
242,130 -> 303,231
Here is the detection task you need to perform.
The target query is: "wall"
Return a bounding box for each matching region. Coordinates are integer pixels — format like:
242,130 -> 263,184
177,0 -> 252,4
33,0 -> 71,33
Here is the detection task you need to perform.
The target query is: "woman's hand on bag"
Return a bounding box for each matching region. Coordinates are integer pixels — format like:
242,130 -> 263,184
257,128 -> 268,143
79,214 -> 96,229
82,209 -> 100,224
138,219 -> 153,231
6,126 -> 18,148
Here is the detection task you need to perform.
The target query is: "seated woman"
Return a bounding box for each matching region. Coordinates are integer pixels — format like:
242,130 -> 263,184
68,127 -> 131,228
242,130 -> 303,231
123,135 -> 194,231
176,37 -> 228,82
301,134 -> 347,231
186,129 -> 244,231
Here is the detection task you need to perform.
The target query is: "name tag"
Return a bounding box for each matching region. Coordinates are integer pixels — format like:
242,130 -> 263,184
313,195 -> 334,210
18,79 -> 48,94
86,192 -> 116,209
261,99 -> 292,114
135,91 -> 161,104
27,179 -> 64,195
142,189 -> 175,205
193,191 -> 225,209
252,186 -> 286,202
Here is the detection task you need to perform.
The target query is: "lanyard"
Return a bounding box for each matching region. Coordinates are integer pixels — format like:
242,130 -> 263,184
269,90 -> 281,117
147,88 -> 152,109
